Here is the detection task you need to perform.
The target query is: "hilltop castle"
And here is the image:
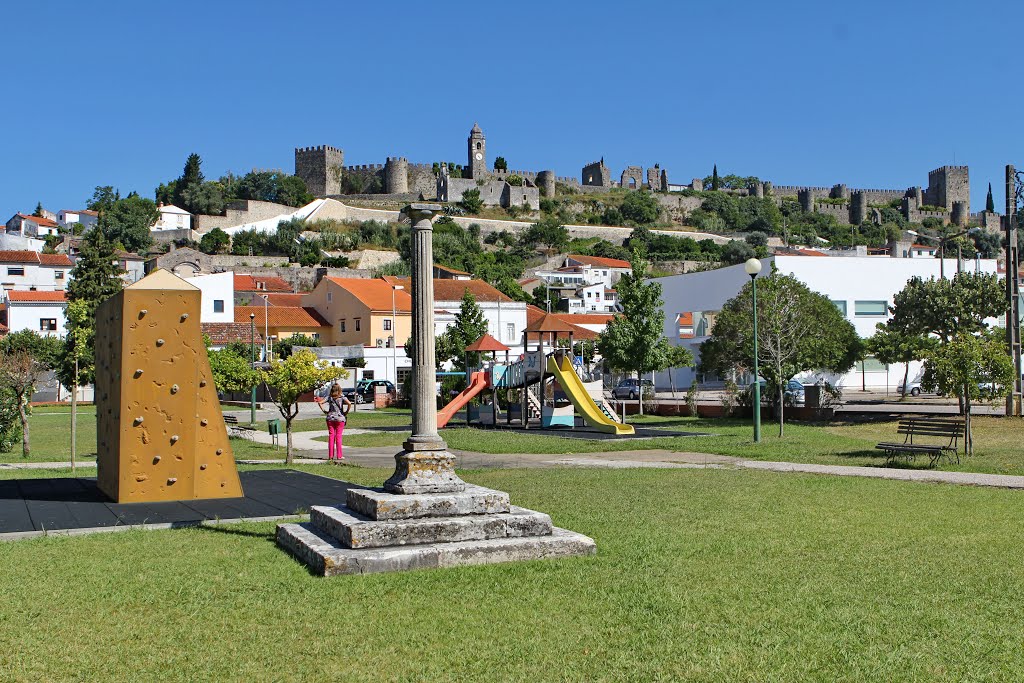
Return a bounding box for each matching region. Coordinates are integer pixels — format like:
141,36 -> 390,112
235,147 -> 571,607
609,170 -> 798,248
296,124 -> 994,228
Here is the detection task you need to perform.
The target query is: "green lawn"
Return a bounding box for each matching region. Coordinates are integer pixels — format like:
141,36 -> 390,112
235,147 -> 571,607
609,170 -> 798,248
342,415 -> 1024,476
0,464 -> 1021,681
257,407 -> 413,433
3,405 -> 286,463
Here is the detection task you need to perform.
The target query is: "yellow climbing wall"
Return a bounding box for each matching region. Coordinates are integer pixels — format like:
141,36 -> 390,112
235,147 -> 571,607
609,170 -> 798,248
95,269 -> 243,503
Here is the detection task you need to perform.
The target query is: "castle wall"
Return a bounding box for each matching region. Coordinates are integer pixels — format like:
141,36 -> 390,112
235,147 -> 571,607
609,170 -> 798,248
582,161 -> 612,187
295,145 -> 343,197
925,166 -> 970,211
194,200 -> 299,232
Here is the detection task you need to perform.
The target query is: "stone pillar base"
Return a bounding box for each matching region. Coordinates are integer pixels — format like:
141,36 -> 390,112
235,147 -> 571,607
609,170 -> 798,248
384,450 -> 466,494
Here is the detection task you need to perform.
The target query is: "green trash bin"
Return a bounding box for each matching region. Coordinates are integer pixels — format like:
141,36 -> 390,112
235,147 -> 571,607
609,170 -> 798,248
267,419 -> 282,447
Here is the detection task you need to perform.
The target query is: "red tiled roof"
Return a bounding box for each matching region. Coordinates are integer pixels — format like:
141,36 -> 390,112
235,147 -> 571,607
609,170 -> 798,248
233,274 -> 294,293
566,254 -> 631,269
465,333 -> 511,352
525,306 -> 599,340
326,277 -> 413,312
201,322 -> 264,346
0,322 -> 8,335
263,293 -> 305,307
17,213 -> 59,228
434,263 -> 470,276
0,250 -> 71,266
555,313 -> 616,325
5,290 -> 67,302
234,306 -> 329,329
387,277 -> 513,304
677,312 -> 694,325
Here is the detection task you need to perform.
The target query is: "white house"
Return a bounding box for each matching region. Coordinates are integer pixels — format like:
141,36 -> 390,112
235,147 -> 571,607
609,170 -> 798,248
563,254 -> 631,288
0,251 -> 73,297
185,271 -> 235,323
654,255 -> 1000,392
1,290 -> 68,337
5,213 -> 61,238
57,209 -> 98,231
152,204 -> 192,231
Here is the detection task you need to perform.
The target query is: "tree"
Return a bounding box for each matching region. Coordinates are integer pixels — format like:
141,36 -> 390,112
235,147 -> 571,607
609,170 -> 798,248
208,348 -> 262,393
986,183 -> 995,213
99,194 -> 158,253
86,186 -> 120,214
721,240 -> 755,265
0,387 -> 20,454
60,229 -> 124,388
493,156 -> 508,171
520,216 -> 569,251
922,334 -> 1014,455
0,350 -> 46,458
33,202 -> 44,217
199,228 -> 230,255
619,190 -> 660,226
460,188 -> 484,214
275,334 -> 322,359
887,273 -> 1006,345
597,255 -> 685,415
0,330 -> 63,368
262,350 -> 344,464
745,231 -> 768,248
712,164 -> 720,191
442,291 -> 489,370
868,322 -> 936,399
65,300 -> 93,472
699,269 -> 861,436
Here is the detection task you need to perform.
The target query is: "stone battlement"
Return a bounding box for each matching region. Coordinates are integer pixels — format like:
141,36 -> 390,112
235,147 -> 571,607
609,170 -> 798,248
343,164 -> 384,172
296,145 -> 342,154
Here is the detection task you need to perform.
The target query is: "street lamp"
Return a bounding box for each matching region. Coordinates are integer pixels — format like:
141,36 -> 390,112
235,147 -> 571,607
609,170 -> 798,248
392,284 -> 405,389
262,294 -> 270,361
744,257 -> 762,443
249,312 -> 256,425
907,227 -> 981,278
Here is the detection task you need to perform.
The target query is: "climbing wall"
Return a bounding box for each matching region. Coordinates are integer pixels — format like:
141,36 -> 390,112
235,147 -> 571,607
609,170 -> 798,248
95,269 -> 243,503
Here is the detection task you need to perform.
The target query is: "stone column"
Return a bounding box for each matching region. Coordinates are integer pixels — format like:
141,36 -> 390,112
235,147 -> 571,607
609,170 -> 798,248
384,204 -> 466,494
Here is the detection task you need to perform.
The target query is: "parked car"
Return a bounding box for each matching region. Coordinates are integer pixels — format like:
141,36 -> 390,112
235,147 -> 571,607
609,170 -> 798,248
784,380 -> 805,404
897,380 -> 922,396
611,378 -> 655,400
343,379 -> 396,404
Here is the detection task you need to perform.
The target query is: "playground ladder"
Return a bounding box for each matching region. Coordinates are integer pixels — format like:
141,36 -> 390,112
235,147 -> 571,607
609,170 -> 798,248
597,398 -> 622,423
525,386 -> 543,420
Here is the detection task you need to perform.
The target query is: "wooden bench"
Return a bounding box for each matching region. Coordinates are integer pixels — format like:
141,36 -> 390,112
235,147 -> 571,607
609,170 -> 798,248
223,414 -> 256,440
875,417 -> 963,467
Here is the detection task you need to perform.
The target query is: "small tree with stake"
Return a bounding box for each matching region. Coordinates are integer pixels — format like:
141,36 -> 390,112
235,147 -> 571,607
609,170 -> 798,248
262,350 -> 345,464
869,321 -> 936,399
0,351 -> 46,459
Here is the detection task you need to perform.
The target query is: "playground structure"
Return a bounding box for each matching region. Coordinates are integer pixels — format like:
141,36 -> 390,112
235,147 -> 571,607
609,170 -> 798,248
94,269 -> 244,503
436,315 -> 634,435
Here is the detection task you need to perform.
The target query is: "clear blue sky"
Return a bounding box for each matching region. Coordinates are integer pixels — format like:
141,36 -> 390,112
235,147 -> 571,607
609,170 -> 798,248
1,0 -> 1018,219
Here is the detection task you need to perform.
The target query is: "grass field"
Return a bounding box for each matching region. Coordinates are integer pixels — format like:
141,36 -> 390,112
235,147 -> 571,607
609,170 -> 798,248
0,464 -> 1021,681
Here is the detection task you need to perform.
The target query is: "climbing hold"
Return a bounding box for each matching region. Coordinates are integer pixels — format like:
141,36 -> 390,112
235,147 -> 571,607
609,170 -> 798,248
180,313 -> 189,321
171,435 -> 179,443
167,477 -> 177,484
216,449 -> 223,456
140,309 -> 148,316
171,384 -> 179,394
156,339 -> 165,346
199,380 -> 207,387
199,464 -> 207,470
200,419 -> 208,426
153,455 -> 161,463
134,369 -> 143,377
134,416 -> 144,425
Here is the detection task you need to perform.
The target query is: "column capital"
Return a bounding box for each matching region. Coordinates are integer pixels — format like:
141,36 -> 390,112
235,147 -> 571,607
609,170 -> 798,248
403,203 -> 443,227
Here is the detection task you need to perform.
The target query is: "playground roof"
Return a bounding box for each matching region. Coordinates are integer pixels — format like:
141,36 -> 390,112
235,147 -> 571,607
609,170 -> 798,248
525,312 -> 576,333
526,306 -> 600,341
465,333 -> 510,352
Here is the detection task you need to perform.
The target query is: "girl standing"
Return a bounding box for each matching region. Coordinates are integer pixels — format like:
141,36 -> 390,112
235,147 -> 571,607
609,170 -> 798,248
315,384 -> 351,462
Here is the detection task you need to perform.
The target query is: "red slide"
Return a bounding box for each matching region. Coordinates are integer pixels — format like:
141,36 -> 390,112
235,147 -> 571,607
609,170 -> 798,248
437,371 -> 490,429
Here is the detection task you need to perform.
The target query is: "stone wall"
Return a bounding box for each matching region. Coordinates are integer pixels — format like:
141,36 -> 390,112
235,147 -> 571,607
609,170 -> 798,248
582,160 -> 612,187
194,200 -> 299,232
150,229 -> 198,244
621,166 -> 644,189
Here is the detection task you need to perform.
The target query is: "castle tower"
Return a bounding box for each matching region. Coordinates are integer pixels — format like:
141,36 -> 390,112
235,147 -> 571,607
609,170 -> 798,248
385,157 -> 409,194
952,200 -> 969,227
798,188 -> 815,213
467,123 -> 487,179
295,145 -> 343,197
851,191 -> 868,225
537,170 -> 556,198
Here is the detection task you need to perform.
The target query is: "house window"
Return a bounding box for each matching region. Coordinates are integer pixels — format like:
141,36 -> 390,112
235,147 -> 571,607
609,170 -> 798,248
506,323 -> 514,341
7,267 -> 24,276
831,300 -> 847,316
854,300 -> 888,316
362,370 -> 375,380
311,333 -> 320,340
327,291 -> 332,302
213,300 -> 224,313
397,368 -> 412,385
355,318 -> 361,331
339,320 -> 346,333
40,319 -> 57,331
586,292 -> 592,298
55,271 -> 64,280
384,319 -> 392,331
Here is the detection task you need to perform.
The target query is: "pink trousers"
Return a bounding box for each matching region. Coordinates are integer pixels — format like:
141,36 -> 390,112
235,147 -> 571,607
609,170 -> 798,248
327,420 -> 345,460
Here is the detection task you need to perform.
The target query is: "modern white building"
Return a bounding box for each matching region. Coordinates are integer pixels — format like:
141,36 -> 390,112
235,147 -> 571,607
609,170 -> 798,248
655,255 -> 999,392
184,271 -> 235,323
152,204 -> 192,231
1,290 -> 68,337
0,251 -> 73,297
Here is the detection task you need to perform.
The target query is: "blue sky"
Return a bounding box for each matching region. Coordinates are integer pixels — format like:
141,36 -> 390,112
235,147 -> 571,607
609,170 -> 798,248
1,0 -> 1017,218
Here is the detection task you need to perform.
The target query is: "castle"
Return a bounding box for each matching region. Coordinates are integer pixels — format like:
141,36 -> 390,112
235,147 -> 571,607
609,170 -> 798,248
295,124 -> 996,228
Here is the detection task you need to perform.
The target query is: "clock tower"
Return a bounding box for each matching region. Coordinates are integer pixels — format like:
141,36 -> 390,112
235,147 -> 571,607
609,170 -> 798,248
467,122 -> 486,179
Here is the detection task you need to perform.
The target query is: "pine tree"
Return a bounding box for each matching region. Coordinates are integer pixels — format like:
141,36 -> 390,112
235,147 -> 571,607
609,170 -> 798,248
986,182 -> 995,213
446,290 -> 489,370
59,230 -> 125,386
174,153 -> 205,211
32,202 -> 44,217
712,164 -> 720,191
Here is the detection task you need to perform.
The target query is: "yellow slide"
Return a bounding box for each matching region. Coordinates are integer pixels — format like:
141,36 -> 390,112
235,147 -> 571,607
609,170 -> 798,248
546,355 -> 635,435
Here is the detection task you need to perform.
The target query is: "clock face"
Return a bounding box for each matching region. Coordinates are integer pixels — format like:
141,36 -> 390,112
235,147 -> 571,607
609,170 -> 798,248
475,153 -> 483,161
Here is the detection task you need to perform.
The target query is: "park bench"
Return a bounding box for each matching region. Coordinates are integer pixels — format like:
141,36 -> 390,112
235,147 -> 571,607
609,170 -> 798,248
223,414 -> 256,440
875,417 -> 963,467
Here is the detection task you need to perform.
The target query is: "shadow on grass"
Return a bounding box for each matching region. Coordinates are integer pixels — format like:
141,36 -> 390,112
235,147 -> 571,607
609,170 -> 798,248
197,523 -> 276,542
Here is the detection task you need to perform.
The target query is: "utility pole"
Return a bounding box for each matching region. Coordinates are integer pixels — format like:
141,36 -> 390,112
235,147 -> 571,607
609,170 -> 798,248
1005,165 -> 1022,416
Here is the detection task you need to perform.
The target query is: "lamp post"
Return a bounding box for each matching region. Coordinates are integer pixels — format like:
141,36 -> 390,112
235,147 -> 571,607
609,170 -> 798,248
262,294 -> 270,361
744,258 -> 762,443
392,284 -> 404,388
249,312 -> 256,425
908,228 -> 980,279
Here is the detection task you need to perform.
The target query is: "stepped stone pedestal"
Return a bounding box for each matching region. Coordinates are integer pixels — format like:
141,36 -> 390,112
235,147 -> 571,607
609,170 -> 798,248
276,485 -> 595,576
275,204 -> 595,575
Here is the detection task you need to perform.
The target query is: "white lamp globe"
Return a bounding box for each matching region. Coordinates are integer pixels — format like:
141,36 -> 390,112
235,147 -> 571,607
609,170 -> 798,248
744,258 -> 762,276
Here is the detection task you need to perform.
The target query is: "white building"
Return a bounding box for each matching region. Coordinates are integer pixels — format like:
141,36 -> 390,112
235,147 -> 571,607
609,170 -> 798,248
152,204 -> 192,231
655,255 -> 1000,392
57,209 -> 98,231
5,213 -> 61,238
562,254 -> 632,288
0,251 -> 73,297
1,290 -> 68,337
185,271 -> 235,323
